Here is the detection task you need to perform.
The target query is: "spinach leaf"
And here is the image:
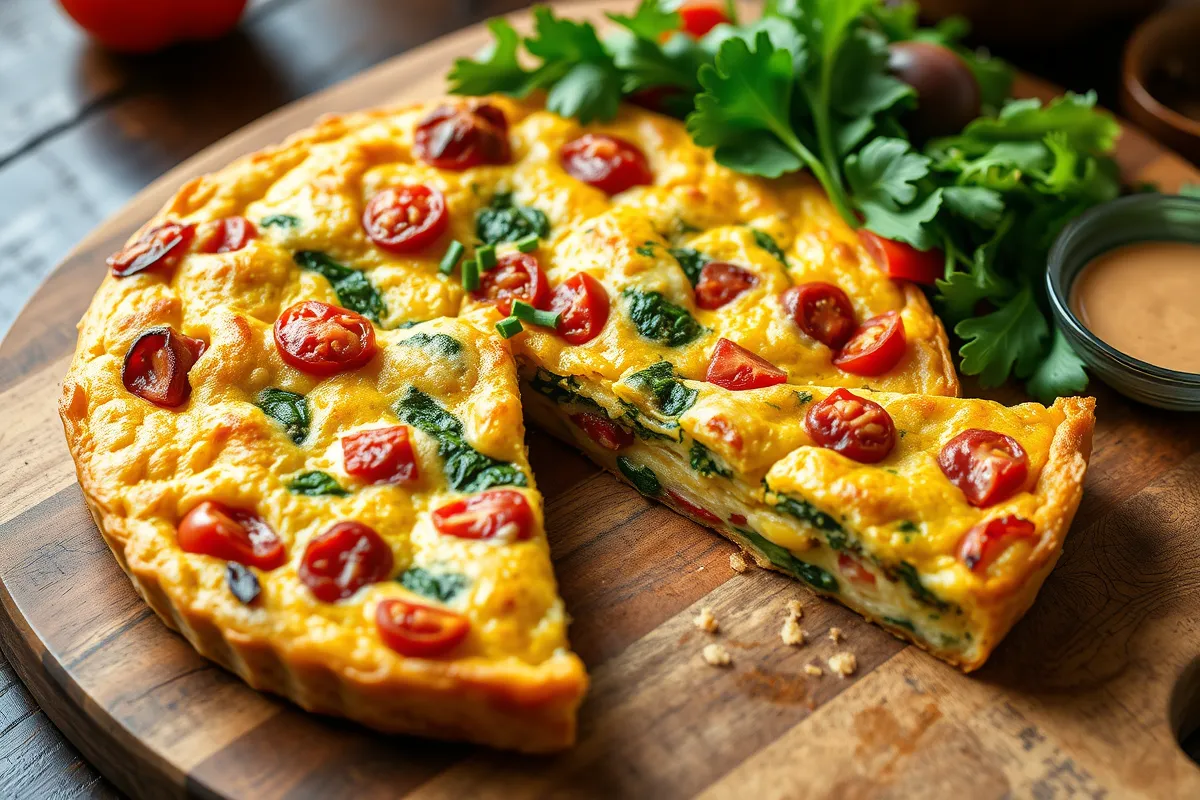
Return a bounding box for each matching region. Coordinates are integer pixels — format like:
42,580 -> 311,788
622,288 -> 704,347
769,491 -> 846,548
689,441 -> 731,478
625,361 -> 697,417
261,214 -> 301,230
668,247 -> 709,285
882,616 -> 916,632
476,192 -> 550,246
750,228 -> 789,267
528,368 -> 603,411
294,251 -> 386,323
399,332 -> 463,359
401,567 -> 468,603
637,242 -> 658,257
395,387 -> 527,492
890,561 -> 950,611
617,456 -> 661,497
738,528 -> 839,594
287,470 -> 348,497
256,388 -> 310,444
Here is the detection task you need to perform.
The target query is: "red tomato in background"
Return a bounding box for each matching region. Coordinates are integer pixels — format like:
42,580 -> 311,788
60,0 -> 249,53
858,230 -> 943,285
676,2 -> 731,38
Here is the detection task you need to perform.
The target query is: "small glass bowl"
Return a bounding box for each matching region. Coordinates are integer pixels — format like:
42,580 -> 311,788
1046,194 -> 1200,411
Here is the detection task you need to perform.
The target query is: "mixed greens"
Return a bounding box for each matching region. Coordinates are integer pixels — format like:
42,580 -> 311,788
449,0 -> 1129,401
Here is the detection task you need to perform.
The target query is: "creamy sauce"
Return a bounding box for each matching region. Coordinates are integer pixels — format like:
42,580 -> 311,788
1070,241 -> 1200,374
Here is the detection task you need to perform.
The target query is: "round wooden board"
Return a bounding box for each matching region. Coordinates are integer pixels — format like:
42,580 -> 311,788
2,3 -> 1199,798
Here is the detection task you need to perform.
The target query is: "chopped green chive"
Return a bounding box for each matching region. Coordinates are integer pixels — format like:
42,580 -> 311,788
476,244 -> 497,271
496,316 -> 523,338
514,234 -> 540,253
461,259 -> 480,291
439,240 -> 465,275
511,300 -> 561,329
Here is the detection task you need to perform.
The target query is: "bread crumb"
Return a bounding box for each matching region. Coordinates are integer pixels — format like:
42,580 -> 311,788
786,600 -> 803,618
697,565 -> 705,571
828,627 -> 843,643
702,643 -> 732,667
694,606 -> 719,634
780,616 -> 806,646
828,652 -> 857,677
729,552 -> 748,573
803,664 -> 823,677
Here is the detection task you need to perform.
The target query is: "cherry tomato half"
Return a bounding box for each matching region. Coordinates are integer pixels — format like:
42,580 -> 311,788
362,185 -> 448,254
121,326 -> 206,408
549,272 -> 610,345
107,222 -> 195,277
571,413 -> 634,451
677,1 -> 731,38
838,552 -> 877,587
177,501 -> 285,570
299,521 -> 394,603
60,0 -> 248,53
376,598 -> 469,658
560,134 -> 652,195
782,282 -> 857,350
833,312 -> 907,376
343,426 -> 419,484
705,338 -> 787,391
695,262 -> 757,310
195,216 -> 256,254
666,490 -> 722,525
414,103 -> 510,170
804,388 -> 897,464
472,253 -> 549,316
938,429 -> 1029,508
431,489 -> 534,542
957,515 -> 1037,573
273,300 -> 377,376
859,230 -> 943,285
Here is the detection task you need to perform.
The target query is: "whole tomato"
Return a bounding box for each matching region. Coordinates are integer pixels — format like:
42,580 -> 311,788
59,0 -> 249,53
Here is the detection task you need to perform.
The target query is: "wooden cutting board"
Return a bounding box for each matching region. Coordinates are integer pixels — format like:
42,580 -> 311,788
1,3 -> 1198,797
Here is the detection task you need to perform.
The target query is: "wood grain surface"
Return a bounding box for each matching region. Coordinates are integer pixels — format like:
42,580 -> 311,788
1,2 -> 1199,798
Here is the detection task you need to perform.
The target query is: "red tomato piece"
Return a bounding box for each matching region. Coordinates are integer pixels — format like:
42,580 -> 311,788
195,216 -> 257,254
705,338 -> 787,391
431,490 -> 533,542
677,1 -> 732,38
177,501 -> 285,570
60,0 -> 248,53
362,185 -> 448,254
472,253 -> 549,316
571,413 -> 634,451
549,272 -> 610,345
414,103 -> 510,170
121,326 -> 206,408
705,415 -> 743,451
957,515 -> 1037,573
837,552 -> 878,587
107,222 -> 195,277
858,230 -> 943,285
376,598 -> 469,658
343,426 -> 419,484
273,300 -> 377,376
728,513 -> 748,526
833,312 -> 907,376
695,262 -> 757,309
560,134 -> 652,195
804,388 -> 897,464
781,282 -> 857,349
299,521 -> 394,603
667,490 -> 722,525
938,429 -> 1029,508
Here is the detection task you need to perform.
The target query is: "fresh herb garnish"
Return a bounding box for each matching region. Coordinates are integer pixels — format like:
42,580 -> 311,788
496,316 -> 523,338
401,566 -> 468,603
294,251 -> 386,323
256,388 -> 310,444
287,470 -> 348,497
476,192 -> 551,246
261,214 -> 301,230
622,287 -> 704,346
625,360 -> 698,416
617,456 -> 662,496
439,240 -> 465,275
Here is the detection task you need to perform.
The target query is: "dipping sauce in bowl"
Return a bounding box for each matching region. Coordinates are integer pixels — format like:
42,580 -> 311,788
1069,241 -> 1200,374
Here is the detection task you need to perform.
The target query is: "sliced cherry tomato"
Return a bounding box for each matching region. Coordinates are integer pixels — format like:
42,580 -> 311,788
859,230 -> 943,285
299,521 -> 394,603
472,253 -> 549,316
729,513 -> 748,526
414,103 -> 510,170
362,185 -> 448,254
705,338 -> 787,391
107,221 -> 195,277
677,1 -> 731,38
667,490 -> 722,525
376,598 -> 469,658
938,429 -> 1029,508
122,326 -> 206,408
833,311 -> 907,376
571,413 -> 634,451
781,282 -> 857,349
273,300 -> 377,376
432,489 -> 534,542
957,515 -> 1037,573
560,134 -> 652,195
705,415 -> 743,451
695,262 -> 757,310
343,426 -> 418,484
60,0 -> 248,53
804,387 -> 897,464
838,552 -> 878,587
549,272 -> 610,345
195,216 -> 256,254
177,501 -> 285,570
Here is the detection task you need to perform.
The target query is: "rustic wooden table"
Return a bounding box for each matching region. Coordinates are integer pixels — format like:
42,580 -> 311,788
0,0 -> 1180,797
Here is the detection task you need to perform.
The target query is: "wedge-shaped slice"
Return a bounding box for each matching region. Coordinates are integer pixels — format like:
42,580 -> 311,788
521,364 -> 1094,671
61,304 -> 586,752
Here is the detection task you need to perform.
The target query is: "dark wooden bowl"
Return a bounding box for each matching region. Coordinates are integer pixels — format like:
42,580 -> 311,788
1121,4 -> 1200,163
